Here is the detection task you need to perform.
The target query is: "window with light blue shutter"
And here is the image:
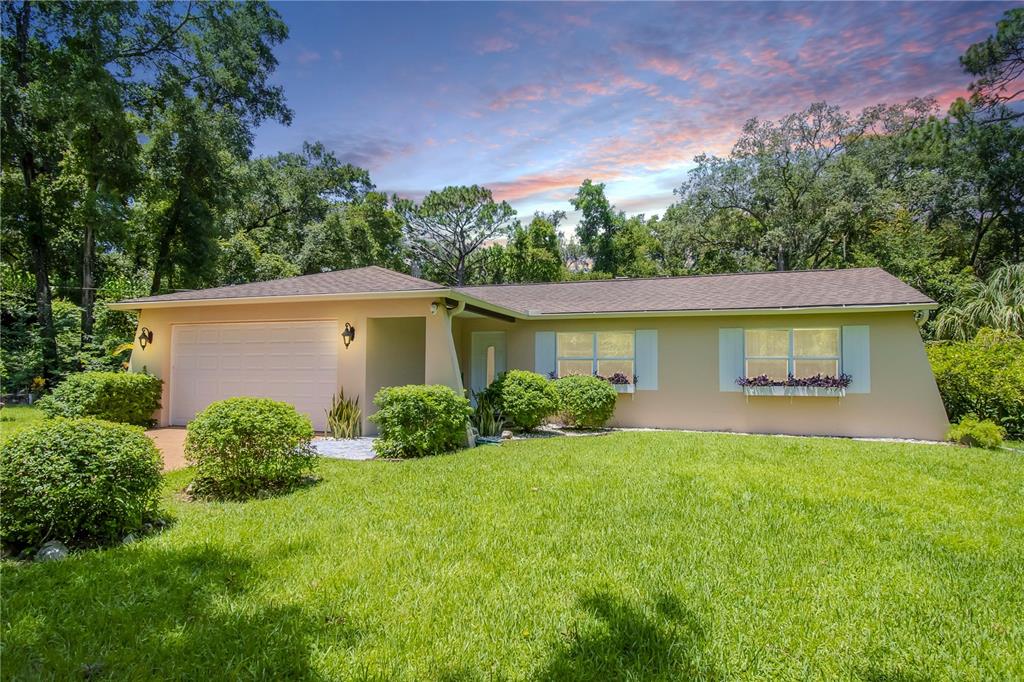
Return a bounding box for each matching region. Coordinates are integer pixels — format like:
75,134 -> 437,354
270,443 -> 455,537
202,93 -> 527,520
635,330 -> 658,390
842,325 -> 870,393
719,328 -> 744,392
534,331 -> 556,378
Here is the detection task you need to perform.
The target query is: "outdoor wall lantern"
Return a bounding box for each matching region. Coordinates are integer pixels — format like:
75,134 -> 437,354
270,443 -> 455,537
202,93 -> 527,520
138,327 -> 154,350
341,322 -> 356,348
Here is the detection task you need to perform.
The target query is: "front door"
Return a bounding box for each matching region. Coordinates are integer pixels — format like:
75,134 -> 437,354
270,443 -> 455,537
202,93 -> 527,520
470,331 -> 507,402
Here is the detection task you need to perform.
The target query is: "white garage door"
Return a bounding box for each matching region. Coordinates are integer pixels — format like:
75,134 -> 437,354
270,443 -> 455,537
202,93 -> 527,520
170,321 -> 338,430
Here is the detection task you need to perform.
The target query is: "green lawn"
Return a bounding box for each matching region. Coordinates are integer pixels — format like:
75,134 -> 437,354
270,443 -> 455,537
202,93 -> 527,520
0,405 -> 44,442
3,432 -> 1022,680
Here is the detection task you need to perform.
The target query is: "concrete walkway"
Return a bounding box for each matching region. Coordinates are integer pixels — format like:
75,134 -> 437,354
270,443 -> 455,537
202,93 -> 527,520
311,437 -> 377,460
145,427 -> 188,472
145,428 -> 376,471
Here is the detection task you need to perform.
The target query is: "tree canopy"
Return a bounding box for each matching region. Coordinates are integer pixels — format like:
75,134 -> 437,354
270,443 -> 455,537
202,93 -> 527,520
0,4 -> 1021,394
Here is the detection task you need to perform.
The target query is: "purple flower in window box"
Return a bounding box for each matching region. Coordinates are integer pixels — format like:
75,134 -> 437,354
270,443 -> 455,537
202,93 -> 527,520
733,372 -> 851,393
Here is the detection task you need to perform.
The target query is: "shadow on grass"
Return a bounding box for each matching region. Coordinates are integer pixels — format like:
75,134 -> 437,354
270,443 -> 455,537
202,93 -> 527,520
535,590 -> 720,681
3,543 -> 352,680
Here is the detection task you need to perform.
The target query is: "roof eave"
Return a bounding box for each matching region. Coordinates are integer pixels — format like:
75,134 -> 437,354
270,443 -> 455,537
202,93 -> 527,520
519,302 -> 938,320
107,288 -> 449,310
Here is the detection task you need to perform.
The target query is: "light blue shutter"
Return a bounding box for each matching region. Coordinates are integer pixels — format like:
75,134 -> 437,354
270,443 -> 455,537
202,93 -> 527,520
535,331 -> 556,378
635,330 -> 658,390
842,325 -> 870,393
719,328 -> 744,392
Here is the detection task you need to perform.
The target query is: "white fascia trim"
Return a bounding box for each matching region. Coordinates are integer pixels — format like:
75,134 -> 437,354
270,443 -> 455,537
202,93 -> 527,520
107,288 -> 449,310
521,302 -> 938,320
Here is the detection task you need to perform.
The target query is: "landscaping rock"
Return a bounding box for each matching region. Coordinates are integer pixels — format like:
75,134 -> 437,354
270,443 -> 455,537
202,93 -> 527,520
501,430 -> 513,440
35,540 -> 69,562
122,533 -> 137,545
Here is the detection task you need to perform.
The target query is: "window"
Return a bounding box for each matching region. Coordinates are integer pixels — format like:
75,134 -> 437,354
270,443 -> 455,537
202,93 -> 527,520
744,328 -> 840,380
557,331 -> 634,381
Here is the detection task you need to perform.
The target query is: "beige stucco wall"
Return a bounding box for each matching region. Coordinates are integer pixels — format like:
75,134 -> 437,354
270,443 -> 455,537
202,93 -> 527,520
365,317 -> 426,419
129,297 -> 948,441
128,296 -> 462,434
454,310 -> 949,441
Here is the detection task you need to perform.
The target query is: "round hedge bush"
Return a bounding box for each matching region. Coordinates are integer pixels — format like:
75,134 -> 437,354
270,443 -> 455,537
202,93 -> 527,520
0,418 -> 163,549
947,415 -> 1006,449
370,384 -> 471,458
37,371 -> 163,426
491,370 -> 558,431
185,398 -> 317,500
554,374 -> 618,428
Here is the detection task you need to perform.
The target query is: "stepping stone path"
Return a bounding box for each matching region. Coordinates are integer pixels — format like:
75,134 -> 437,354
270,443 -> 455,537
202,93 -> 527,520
312,437 -> 376,460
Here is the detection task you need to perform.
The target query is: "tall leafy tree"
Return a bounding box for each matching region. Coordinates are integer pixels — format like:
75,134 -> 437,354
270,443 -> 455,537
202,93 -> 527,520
959,7 -> 1023,123
142,98 -> 232,294
225,142 -> 371,261
0,0 -> 293,377
570,180 -> 620,274
296,192 -> 407,275
401,185 -> 516,285
506,216 -> 563,283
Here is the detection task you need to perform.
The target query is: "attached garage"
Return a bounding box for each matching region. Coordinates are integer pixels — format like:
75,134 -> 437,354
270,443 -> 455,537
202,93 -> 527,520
170,320 -> 338,430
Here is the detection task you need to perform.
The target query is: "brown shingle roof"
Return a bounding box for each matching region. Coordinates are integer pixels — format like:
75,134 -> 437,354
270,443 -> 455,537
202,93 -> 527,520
117,266 -> 934,315
118,266 -> 443,304
457,268 -> 934,315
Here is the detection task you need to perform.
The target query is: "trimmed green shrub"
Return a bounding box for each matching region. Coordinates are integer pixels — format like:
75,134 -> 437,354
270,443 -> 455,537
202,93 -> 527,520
185,398 -> 317,500
37,371 -> 162,426
489,370 -> 558,431
371,385 -> 471,458
0,418 -> 163,548
927,328 -> 1024,438
947,415 -> 1005,449
554,374 -> 618,428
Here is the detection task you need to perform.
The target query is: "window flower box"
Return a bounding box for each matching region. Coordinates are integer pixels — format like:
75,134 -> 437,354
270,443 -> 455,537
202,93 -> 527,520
742,385 -> 846,398
613,383 -> 635,394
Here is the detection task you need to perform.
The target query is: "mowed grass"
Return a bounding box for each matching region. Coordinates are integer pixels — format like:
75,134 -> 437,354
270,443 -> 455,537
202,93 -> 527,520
0,406 -> 44,442
3,432 -> 1023,680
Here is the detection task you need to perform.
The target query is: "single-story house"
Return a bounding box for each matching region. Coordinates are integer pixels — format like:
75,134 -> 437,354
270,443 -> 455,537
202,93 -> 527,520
109,265 -> 950,440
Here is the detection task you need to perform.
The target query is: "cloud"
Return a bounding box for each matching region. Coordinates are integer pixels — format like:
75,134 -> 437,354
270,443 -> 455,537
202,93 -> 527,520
323,134 -> 414,169
487,170 -> 614,203
488,83 -> 550,110
475,36 -> 517,54
638,55 -> 696,81
901,40 -> 934,55
296,49 -> 321,65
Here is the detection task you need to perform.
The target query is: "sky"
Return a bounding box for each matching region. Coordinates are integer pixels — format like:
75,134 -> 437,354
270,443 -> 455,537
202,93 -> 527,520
253,1 -> 1017,230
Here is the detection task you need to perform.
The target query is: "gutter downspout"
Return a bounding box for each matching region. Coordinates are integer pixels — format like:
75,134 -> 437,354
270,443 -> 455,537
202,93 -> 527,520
434,298 -> 475,448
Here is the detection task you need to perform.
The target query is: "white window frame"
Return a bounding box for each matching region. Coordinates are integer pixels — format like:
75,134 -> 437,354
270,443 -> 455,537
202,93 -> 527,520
556,331 -> 635,382
744,328 -> 842,378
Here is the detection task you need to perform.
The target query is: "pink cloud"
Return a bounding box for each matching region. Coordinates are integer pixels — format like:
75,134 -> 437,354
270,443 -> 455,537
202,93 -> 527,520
638,55 -> 696,81
742,45 -> 799,78
787,12 -> 817,29
839,27 -> 885,52
901,40 -> 933,55
476,36 -> 517,55
488,170 -> 600,202
488,84 -> 549,111
296,49 -> 321,65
